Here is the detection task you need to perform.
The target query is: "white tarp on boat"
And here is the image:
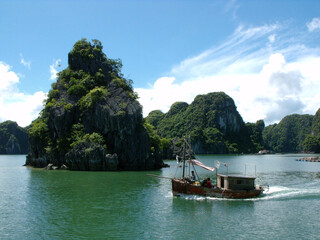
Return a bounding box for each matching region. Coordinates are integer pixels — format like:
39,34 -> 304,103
187,159 -> 215,171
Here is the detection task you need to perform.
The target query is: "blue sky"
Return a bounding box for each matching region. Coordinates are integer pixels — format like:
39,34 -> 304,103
1,0 -> 320,127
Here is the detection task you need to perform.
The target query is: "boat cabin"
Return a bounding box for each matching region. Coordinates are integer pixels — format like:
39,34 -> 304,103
217,174 -> 256,190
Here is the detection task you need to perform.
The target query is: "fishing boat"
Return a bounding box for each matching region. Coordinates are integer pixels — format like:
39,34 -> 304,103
172,172 -> 264,199
171,140 -> 265,199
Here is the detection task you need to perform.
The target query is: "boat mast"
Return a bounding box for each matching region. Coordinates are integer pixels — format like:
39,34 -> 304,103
216,164 -> 218,186
182,137 -> 186,179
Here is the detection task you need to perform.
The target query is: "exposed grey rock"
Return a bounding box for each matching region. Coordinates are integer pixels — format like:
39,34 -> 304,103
6,136 -> 20,154
26,39 -> 164,171
44,163 -> 54,170
65,141 -> 107,171
44,163 -> 58,170
60,164 -> 68,170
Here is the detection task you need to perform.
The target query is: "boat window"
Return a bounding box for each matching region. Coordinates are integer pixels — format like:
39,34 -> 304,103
237,180 -> 242,185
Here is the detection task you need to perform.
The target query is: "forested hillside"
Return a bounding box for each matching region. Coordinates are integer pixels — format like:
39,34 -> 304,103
146,92 -> 265,155
302,109 -> 320,153
0,121 -> 29,154
262,114 -> 313,153
146,93 -> 318,156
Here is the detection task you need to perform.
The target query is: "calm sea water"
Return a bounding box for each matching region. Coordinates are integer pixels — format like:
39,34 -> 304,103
1,154 -> 320,239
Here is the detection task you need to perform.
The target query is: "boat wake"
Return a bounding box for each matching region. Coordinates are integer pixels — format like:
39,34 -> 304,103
255,185 -> 320,201
172,185 -> 320,202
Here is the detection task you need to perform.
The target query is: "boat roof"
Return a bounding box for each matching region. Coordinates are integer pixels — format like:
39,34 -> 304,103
217,174 -> 256,179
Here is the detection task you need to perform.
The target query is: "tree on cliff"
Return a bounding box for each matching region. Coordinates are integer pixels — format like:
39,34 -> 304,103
26,39 -> 163,170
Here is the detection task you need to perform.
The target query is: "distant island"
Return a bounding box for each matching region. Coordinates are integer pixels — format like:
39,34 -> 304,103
145,94 -> 320,157
1,39 -> 320,168
146,92 -> 264,157
0,121 -> 29,154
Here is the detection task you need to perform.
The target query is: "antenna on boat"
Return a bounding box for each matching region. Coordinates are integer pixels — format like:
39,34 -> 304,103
216,163 -> 218,186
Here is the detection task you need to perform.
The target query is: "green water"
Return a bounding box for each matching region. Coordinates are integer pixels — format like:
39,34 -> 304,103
1,154 -> 320,239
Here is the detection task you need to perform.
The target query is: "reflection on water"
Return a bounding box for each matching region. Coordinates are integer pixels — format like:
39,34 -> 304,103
25,169 -> 162,239
1,154 -> 320,239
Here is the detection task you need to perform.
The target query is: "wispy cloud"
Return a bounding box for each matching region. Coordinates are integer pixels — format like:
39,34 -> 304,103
224,0 -> 240,20
20,53 -> 31,70
307,17 -> 320,32
0,61 -> 46,126
170,24 -> 279,79
268,34 -> 276,43
49,59 -> 61,80
136,23 -> 320,125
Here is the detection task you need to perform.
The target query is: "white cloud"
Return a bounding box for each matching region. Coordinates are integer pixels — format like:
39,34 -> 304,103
136,24 -> 320,125
0,62 -> 46,127
50,59 -> 61,80
170,24 -> 279,79
224,0 -> 240,20
307,17 -> 320,32
268,34 -> 276,43
20,53 -> 31,69
0,61 -> 19,94
137,77 -> 198,116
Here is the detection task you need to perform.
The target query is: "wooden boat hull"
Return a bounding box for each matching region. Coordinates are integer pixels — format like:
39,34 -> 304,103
172,178 -> 263,199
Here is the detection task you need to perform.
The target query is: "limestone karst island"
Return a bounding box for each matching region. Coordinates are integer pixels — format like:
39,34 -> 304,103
1,39 -> 319,171
25,39 -> 164,171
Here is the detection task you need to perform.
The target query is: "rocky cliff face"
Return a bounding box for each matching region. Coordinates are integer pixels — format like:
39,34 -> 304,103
0,121 -> 29,154
187,92 -> 249,154
26,39 -> 163,170
191,92 -> 244,134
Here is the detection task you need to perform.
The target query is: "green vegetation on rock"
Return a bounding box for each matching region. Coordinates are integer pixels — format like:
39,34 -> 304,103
146,92 -> 264,155
302,108 -> 320,153
0,121 -> 29,154
26,39 -> 162,170
79,87 -> 110,111
263,114 -> 313,153
246,120 -> 265,152
146,93 -> 319,156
